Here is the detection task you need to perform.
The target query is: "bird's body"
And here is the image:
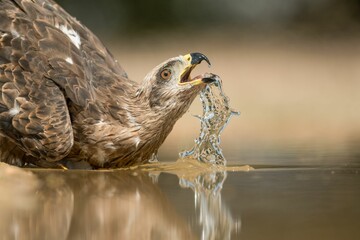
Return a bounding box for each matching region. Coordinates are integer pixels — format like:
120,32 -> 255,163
0,0 -> 214,168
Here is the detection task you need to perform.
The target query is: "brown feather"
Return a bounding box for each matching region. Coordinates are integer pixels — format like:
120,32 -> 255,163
0,0 -> 206,168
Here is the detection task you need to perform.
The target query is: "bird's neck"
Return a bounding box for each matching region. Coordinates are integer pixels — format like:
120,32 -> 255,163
135,90 -> 198,156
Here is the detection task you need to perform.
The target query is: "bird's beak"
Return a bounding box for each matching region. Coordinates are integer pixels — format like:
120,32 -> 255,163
179,52 -> 215,86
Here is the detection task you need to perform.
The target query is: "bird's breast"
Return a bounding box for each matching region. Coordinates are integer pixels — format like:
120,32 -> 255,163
69,119 -> 145,167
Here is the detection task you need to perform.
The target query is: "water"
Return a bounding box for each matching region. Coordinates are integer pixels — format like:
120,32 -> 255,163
181,74 -> 240,165
0,163 -> 359,240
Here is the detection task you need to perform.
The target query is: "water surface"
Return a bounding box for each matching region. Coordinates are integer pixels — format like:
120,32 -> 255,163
0,159 -> 359,240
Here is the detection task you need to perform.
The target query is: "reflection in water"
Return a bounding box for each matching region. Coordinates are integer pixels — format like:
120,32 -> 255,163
180,171 -> 240,240
0,163 -> 74,240
0,163 -> 194,240
0,160 -> 245,240
137,158 -> 249,240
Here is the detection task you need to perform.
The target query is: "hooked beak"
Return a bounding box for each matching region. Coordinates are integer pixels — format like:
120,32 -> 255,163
179,52 -> 215,86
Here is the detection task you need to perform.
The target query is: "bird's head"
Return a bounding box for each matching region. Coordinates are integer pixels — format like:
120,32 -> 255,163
138,52 -> 215,111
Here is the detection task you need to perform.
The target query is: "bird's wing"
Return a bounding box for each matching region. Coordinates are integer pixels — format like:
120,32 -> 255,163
0,57 -> 74,161
0,0 -> 130,108
0,0 -> 132,162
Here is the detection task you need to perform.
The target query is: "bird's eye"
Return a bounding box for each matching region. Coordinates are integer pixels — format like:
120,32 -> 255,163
160,69 -> 172,80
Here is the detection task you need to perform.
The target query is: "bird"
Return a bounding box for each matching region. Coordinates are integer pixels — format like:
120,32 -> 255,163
0,0 -> 215,168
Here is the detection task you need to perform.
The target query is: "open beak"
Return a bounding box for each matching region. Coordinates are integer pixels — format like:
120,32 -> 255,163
179,52 -> 215,86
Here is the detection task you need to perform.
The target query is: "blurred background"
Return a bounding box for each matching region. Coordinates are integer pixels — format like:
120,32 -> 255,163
58,0 -> 360,166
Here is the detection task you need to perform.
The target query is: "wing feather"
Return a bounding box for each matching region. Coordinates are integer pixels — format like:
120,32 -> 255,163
0,0 -> 136,163
1,0 -> 131,108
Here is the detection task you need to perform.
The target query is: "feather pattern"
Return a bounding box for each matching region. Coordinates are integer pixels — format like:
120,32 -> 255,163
0,0 -> 206,168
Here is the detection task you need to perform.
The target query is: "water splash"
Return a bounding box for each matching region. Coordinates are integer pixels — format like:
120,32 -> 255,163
180,74 -> 240,165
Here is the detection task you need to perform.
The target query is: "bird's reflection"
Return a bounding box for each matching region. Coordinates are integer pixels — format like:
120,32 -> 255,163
0,159 -> 245,240
0,164 -> 74,240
